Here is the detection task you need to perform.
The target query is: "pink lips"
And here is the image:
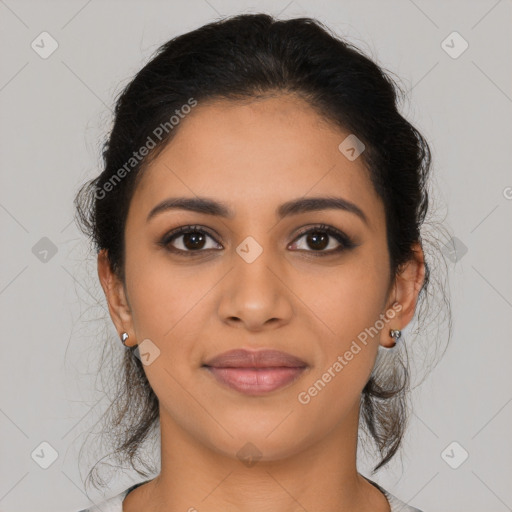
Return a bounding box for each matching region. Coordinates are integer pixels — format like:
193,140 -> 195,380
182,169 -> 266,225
202,349 -> 308,396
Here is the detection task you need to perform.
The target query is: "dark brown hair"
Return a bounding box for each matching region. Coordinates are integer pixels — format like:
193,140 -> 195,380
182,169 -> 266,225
74,13 -> 452,490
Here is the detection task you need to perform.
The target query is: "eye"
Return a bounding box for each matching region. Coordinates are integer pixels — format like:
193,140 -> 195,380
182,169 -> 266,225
159,225 -> 222,255
158,223 -> 356,257
289,224 -> 356,255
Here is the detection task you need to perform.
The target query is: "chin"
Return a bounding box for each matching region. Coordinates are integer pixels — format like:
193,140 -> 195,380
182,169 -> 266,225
199,419 -> 319,464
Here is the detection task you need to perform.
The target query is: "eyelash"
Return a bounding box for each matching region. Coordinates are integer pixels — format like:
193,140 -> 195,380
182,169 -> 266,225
158,224 -> 356,257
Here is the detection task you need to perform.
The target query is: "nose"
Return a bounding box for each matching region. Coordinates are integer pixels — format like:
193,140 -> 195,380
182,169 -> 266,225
217,248 -> 294,332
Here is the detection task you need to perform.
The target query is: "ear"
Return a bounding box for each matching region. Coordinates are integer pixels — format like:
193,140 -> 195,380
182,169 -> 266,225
97,249 -> 136,347
379,242 -> 426,348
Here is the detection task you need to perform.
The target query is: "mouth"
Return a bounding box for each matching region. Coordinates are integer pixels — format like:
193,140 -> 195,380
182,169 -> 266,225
202,366 -> 307,395
202,348 -> 308,396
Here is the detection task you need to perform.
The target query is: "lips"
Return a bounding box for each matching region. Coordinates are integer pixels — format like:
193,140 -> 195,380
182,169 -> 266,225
203,348 -> 307,369
202,349 -> 308,395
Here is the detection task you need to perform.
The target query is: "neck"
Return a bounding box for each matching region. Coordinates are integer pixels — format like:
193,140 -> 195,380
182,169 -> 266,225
130,403 -> 390,512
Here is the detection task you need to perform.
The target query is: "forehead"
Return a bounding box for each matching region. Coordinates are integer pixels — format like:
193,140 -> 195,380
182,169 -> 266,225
130,94 -> 385,231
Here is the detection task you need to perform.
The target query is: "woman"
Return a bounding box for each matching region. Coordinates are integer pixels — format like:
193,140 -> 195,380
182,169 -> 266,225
75,12 -> 450,511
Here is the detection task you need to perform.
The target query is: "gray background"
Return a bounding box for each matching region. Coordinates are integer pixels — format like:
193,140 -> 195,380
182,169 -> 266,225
1,0 -> 511,511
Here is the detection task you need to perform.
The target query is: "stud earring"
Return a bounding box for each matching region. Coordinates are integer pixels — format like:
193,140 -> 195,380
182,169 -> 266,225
388,329 -> 402,348
121,332 -> 129,347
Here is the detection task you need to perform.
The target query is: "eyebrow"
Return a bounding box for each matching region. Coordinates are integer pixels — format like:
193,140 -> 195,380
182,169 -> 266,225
146,196 -> 368,226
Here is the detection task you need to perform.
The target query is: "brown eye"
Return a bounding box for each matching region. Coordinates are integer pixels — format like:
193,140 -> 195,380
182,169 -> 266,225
181,231 -> 207,250
304,230 -> 329,251
289,224 -> 356,255
160,225 -> 222,255
159,223 -> 356,258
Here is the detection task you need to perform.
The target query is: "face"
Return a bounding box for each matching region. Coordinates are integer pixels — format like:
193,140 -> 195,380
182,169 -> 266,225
101,93 -> 413,462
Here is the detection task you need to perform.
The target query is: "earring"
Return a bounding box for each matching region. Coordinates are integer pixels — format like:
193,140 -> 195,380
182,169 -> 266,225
388,329 -> 402,348
121,332 -> 129,347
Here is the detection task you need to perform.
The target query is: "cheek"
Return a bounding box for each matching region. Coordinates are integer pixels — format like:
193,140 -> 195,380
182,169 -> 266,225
124,242 -> 205,341
123,249 -> 224,402
122,251 -> 214,419
293,288 -> 384,435
296,254 -> 390,344
291,254 -> 389,399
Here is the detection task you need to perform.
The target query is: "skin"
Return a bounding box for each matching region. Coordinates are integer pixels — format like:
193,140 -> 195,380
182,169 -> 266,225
98,93 -> 425,512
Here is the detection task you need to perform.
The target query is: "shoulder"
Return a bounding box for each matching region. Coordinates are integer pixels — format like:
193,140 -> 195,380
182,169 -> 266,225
76,487 -> 130,512
363,475 -> 424,512
76,479 -> 424,512
77,480 -> 150,512
385,490 -> 424,512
